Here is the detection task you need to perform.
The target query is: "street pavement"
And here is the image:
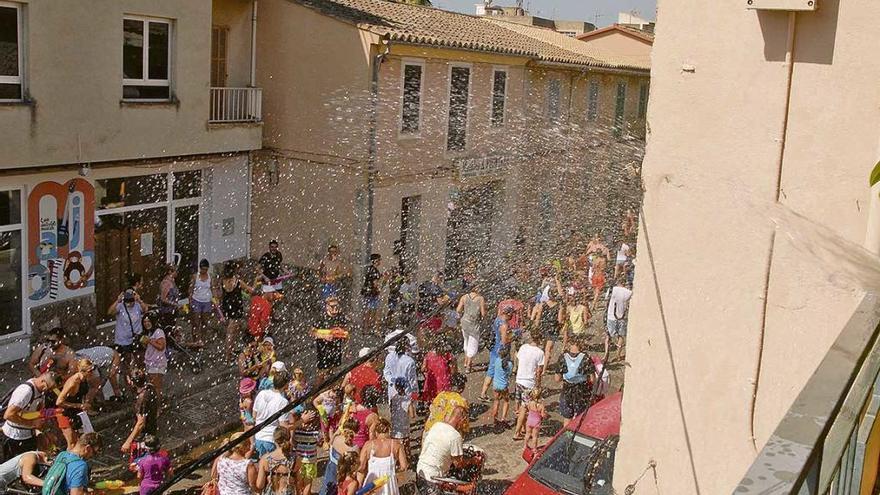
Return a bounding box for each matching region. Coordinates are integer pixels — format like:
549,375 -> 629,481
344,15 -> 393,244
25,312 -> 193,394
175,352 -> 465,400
5,296 -> 624,495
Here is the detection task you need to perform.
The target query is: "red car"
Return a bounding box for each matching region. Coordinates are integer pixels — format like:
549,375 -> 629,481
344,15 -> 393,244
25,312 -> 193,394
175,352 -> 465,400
504,392 -> 622,495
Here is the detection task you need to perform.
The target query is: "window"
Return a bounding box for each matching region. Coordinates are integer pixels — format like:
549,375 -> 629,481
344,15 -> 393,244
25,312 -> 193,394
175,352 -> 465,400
211,26 -> 228,87
491,69 -> 507,126
400,62 -> 423,134
0,2 -> 23,101
638,81 -> 649,118
447,66 -> 470,151
123,16 -> 171,100
587,79 -> 599,122
0,189 -> 22,336
614,80 -> 627,136
547,78 -> 561,121
558,31 -> 577,37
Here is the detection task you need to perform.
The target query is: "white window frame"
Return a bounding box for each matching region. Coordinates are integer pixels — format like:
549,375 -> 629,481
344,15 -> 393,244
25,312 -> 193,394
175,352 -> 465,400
445,63 -> 472,154
0,186 -> 27,341
0,1 -> 24,102
398,58 -> 425,138
122,15 -> 172,101
490,67 -> 508,127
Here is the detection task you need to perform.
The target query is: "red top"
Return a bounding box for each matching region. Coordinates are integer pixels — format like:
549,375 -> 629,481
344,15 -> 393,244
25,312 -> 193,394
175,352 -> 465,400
349,364 -> 381,404
248,297 -> 271,339
422,351 -> 453,404
498,299 -> 524,329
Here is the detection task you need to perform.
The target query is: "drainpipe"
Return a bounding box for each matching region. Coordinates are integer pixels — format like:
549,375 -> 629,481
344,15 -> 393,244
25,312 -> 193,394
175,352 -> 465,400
250,0 -> 258,87
364,35 -> 391,263
750,10 -> 797,452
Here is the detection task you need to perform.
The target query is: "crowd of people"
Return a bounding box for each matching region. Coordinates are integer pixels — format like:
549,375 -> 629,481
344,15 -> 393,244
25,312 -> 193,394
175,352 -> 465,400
0,214 -> 636,495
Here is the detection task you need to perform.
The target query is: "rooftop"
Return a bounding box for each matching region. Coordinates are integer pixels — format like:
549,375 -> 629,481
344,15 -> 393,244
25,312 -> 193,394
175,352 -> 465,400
577,23 -> 655,44
290,0 -> 650,71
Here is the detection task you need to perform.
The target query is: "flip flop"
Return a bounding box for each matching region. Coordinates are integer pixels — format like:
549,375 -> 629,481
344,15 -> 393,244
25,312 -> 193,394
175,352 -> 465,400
512,434 -> 524,441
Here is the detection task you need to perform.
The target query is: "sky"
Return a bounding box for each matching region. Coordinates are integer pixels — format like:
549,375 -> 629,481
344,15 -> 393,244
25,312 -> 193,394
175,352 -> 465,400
433,0 -> 657,27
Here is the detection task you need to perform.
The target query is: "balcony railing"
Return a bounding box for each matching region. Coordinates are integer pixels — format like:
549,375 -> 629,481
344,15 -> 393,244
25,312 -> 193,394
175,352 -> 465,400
735,294 -> 880,494
209,87 -> 262,123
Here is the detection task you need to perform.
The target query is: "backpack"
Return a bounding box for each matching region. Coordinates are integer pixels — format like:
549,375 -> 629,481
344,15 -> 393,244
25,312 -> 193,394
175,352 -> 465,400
0,382 -> 37,420
42,452 -> 75,495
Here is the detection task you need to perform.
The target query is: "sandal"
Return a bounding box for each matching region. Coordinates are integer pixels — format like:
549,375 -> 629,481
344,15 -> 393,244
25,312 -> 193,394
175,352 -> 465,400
512,434 -> 524,441
478,395 -> 491,404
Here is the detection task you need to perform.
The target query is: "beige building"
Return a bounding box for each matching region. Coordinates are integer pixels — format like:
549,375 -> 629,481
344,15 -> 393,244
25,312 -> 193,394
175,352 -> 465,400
0,0 -> 262,361
614,0 -> 880,493
577,24 -> 653,70
474,4 -> 595,37
250,0 -> 649,290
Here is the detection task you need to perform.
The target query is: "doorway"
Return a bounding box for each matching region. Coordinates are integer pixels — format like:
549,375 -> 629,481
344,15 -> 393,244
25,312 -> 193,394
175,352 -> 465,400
95,170 -> 202,324
445,181 -> 502,280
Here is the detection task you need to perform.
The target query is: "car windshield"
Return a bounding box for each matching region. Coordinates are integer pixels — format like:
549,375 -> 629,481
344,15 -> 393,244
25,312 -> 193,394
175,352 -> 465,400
528,431 -> 615,495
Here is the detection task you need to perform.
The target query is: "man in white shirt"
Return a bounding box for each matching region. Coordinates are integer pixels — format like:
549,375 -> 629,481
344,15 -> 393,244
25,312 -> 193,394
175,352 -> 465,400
606,276 -> 633,361
417,405 -> 471,495
512,332 -> 545,440
1,372 -> 55,462
252,369 -> 293,457
383,339 -> 418,401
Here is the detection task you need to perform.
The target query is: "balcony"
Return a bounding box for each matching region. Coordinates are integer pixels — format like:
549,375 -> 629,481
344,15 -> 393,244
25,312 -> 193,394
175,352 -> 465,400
736,295 -> 880,494
209,87 -> 262,124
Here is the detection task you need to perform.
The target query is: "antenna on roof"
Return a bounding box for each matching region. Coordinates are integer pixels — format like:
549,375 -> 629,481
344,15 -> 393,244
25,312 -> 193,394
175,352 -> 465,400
593,10 -> 603,26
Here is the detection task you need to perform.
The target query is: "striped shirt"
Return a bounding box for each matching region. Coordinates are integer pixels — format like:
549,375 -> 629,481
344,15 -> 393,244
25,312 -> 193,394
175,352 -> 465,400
294,429 -> 320,463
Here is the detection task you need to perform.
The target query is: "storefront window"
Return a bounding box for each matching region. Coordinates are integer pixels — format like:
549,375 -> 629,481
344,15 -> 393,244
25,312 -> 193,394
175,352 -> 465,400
173,170 -> 202,199
0,231 -> 22,336
96,173 -> 167,209
0,190 -> 21,225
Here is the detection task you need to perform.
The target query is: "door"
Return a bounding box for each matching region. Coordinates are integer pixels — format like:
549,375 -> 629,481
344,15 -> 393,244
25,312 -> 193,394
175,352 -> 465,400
95,207 -> 168,324
211,26 -> 228,87
173,205 -> 200,299
445,181 -> 501,279
400,196 -> 421,276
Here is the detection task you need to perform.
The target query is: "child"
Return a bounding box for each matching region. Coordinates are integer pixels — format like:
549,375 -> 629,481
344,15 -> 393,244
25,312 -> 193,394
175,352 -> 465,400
239,377 -> 257,429
259,361 -> 286,391
314,386 -> 342,448
488,346 -> 512,429
318,419 -> 357,495
137,435 -> 172,495
336,452 -> 360,495
524,388 -> 547,451
390,378 -> 415,456
256,427 -> 295,495
289,367 -> 311,402
142,312 -> 167,400
295,407 -> 322,495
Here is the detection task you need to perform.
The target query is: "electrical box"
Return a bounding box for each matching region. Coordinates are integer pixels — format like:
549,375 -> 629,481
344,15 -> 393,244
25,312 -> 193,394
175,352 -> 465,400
746,0 -> 816,11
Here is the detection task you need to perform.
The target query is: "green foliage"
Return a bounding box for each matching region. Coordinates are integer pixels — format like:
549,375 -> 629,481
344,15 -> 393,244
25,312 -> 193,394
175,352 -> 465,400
871,160 -> 880,187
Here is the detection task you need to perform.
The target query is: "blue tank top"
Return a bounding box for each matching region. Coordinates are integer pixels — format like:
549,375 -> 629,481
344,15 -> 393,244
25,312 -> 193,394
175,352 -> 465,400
563,353 -> 587,384
491,317 -> 503,355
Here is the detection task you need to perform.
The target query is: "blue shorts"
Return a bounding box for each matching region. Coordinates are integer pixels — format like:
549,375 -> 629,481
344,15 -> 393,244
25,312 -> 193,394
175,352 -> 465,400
607,319 -> 627,338
363,296 -> 380,310
255,440 -> 276,457
191,300 -> 213,314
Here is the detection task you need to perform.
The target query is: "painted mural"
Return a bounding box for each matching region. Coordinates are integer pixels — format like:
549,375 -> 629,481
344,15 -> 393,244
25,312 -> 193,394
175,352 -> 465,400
27,179 -> 96,307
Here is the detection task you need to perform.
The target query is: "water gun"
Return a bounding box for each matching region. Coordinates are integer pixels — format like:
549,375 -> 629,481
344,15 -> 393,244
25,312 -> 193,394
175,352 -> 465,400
21,408 -> 60,420
181,303 -> 190,315
315,328 -> 349,339
356,476 -> 389,495
94,480 -> 125,490
334,401 -> 354,435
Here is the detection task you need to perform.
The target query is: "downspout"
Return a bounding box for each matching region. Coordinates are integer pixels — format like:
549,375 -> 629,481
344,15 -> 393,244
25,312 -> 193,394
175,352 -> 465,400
364,35 -> 391,263
750,11 -> 797,452
250,0 -> 258,87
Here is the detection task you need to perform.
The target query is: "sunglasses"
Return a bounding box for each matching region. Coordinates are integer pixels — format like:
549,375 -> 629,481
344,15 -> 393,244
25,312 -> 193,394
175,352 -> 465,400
327,304 -> 339,309
46,339 -> 60,345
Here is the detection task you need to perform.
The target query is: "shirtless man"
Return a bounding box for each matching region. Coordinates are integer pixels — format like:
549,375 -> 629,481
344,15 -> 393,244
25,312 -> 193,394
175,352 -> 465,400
319,244 -> 345,302
590,253 -> 608,313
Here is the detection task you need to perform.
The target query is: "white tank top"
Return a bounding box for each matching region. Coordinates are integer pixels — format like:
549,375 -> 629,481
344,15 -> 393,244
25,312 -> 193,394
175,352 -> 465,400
192,273 -> 212,303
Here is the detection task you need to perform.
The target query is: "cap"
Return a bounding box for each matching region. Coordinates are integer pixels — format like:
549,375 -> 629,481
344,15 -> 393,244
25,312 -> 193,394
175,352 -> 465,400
262,336 -> 274,346
271,361 -> 286,372
358,347 -> 372,358
239,378 -> 256,395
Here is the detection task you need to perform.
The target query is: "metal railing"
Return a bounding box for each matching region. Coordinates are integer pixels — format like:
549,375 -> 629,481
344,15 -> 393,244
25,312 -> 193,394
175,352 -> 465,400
209,87 -> 262,123
735,294 -> 880,494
